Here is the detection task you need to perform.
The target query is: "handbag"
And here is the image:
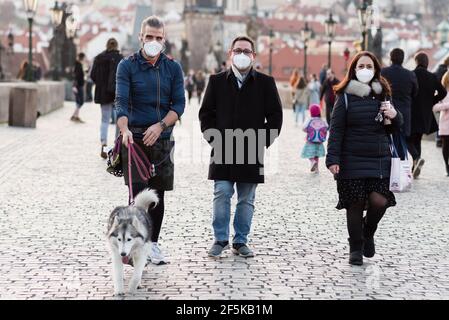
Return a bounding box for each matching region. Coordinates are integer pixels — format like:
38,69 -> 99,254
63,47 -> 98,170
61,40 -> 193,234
389,135 -> 412,193
106,135 -> 124,177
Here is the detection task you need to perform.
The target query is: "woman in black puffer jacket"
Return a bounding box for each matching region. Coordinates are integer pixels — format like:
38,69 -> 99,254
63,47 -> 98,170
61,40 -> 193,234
326,51 -> 403,266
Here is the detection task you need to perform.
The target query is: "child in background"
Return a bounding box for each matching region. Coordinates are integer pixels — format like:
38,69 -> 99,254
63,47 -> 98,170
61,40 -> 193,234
301,104 -> 328,173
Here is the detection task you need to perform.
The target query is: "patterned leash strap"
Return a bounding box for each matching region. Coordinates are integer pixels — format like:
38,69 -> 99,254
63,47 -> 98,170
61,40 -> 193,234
127,142 -> 155,204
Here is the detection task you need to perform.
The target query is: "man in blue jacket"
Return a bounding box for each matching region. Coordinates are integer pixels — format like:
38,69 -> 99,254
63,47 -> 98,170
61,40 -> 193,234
115,16 -> 185,265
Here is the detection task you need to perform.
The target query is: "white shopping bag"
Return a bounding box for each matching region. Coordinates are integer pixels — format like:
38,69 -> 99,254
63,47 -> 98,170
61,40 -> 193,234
389,136 -> 412,193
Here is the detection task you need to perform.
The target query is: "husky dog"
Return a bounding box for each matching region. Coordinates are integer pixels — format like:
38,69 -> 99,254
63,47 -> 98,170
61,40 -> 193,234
106,189 -> 158,295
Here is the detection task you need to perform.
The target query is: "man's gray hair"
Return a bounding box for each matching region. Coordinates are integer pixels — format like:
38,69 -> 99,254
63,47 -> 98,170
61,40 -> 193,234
141,15 -> 165,34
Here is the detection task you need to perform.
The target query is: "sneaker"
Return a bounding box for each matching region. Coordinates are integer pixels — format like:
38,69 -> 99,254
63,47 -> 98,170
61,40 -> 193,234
412,158 -> 425,179
70,116 -> 85,123
101,144 -> 107,159
232,243 -> 254,258
208,241 -> 229,257
148,242 -> 167,265
311,161 -> 318,172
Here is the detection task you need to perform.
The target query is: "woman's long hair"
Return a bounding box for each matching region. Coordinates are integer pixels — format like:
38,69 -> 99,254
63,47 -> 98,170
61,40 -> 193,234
296,76 -> 307,89
289,69 -> 299,88
333,51 -> 391,98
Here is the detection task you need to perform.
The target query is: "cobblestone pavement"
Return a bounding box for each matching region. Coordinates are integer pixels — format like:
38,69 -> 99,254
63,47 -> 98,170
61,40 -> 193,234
0,99 -> 448,300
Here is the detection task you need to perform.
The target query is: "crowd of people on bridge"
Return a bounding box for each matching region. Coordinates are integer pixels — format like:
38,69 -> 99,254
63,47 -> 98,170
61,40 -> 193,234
65,13 -> 449,267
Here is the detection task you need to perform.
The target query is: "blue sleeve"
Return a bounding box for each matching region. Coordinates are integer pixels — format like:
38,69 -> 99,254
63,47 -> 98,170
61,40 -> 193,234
114,59 -> 130,120
169,61 -> 186,119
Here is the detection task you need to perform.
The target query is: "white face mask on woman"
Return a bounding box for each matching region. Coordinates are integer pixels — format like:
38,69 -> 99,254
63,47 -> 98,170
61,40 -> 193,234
356,68 -> 375,84
143,41 -> 163,58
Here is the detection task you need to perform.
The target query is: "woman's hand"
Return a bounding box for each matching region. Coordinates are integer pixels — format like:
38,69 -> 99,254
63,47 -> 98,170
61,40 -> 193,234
381,105 -> 397,119
328,164 -> 340,175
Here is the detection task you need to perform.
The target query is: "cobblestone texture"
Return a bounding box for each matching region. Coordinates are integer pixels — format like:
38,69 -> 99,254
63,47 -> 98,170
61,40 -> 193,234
0,100 -> 448,300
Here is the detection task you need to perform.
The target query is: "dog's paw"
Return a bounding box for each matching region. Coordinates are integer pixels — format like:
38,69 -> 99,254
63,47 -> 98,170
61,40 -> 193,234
114,291 -> 125,296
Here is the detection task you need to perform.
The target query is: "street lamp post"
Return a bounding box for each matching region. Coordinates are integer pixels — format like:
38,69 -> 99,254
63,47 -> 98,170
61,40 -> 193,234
268,29 -> 274,76
358,0 -> 372,51
324,13 -> 336,69
50,1 -> 64,80
301,22 -> 312,79
24,0 -> 39,82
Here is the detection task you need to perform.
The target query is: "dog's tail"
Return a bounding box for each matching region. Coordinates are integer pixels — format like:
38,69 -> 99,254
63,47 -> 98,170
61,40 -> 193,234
134,189 -> 159,211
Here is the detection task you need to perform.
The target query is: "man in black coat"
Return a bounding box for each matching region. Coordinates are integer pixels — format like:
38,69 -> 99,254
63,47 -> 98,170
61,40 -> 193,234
435,55 -> 449,83
91,38 -> 123,158
199,36 -> 283,258
320,69 -> 340,124
381,48 -> 418,160
409,52 -> 447,178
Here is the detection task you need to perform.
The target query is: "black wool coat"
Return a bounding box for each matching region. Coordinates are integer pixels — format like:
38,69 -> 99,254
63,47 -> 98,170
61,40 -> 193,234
91,50 -> 123,105
198,68 -> 283,184
381,64 -> 418,136
411,66 -> 447,135
326,80 -> 404,180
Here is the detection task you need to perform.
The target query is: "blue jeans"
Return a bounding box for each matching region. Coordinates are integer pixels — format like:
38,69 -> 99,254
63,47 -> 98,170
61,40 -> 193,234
212,180 -> 257,244
295,103 -> 306,124
100,103 -> 119,145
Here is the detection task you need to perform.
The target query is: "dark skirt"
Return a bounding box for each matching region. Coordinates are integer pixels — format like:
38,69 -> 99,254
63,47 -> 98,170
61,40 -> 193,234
121,137 -> 175,191
336,178 -> 396,210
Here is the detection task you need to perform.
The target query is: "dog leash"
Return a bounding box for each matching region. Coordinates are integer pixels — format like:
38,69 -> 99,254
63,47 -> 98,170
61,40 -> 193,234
127,142 -> 153,205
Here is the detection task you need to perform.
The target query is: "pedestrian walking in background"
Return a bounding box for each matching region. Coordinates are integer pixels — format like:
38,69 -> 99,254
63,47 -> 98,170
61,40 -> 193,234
293,76 -> 309,125
408,52 -> 447,178
308,73 -> 321,105
432,71 -> 449,176
16,60 -> 28,80
301,104 -> 328,173
319,63 -> 328,85
194,70 -> 206,104
326,51 -> 403,266
70,52 -> 86,123
90,38 -> 123,159
199,35 -> 283,258
115,15 -> 185,265
381,48 -> 419,160
320,69 -> 340,124
289,68 -> 300,100
185,70 -> 195,105
433,55 -> 449,148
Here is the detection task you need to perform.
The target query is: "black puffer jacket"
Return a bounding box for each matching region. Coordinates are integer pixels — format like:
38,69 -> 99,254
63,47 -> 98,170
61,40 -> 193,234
326,80 -> 403,180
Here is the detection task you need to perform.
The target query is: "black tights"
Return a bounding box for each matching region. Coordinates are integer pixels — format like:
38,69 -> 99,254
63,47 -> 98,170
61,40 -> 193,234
442,136 -> 449,170
346,192 -> 387,250
131,184 -> 165,243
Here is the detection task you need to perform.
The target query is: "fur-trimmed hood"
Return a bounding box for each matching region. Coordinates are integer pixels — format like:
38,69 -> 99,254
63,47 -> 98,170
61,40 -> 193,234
345,79 -> 383,98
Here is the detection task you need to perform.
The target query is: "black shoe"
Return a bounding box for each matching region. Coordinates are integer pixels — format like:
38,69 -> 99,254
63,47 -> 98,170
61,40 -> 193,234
348,238 -> 363,265
363,237 -> 375,258
412,158 -> 425,179
349,250 -> 363,265
362,219 -> 376,258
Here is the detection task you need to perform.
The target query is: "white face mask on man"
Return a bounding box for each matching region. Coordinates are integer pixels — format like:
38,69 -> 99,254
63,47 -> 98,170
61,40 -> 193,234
143,41 -> 163,58
232,53 -> 253,71
356,68 -> 375,84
